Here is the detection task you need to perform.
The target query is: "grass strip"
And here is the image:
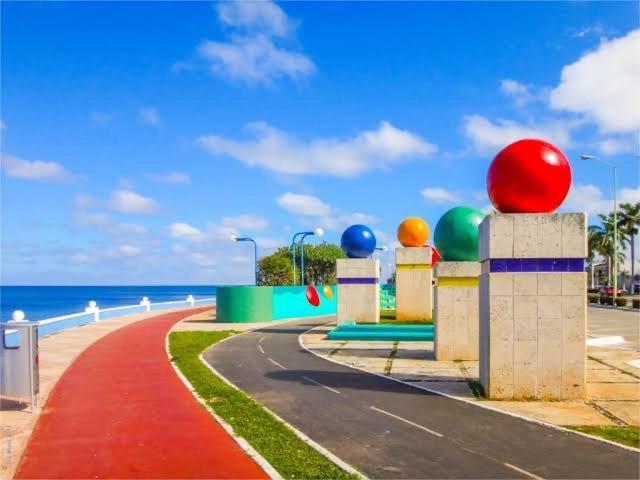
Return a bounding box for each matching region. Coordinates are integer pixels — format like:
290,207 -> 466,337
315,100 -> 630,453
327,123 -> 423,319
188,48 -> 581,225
566,425 -> 640,449
169,331 -> 359,480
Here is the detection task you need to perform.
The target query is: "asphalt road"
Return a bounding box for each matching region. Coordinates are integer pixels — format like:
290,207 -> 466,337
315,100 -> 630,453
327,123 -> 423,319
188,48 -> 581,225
204,317 -> 639,479
588,306 -> 640,349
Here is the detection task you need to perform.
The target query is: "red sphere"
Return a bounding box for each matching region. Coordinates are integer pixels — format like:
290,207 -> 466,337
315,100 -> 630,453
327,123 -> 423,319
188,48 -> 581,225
306,285 -> 320,307
487,139 -> 571,213
429,244 -> 440,266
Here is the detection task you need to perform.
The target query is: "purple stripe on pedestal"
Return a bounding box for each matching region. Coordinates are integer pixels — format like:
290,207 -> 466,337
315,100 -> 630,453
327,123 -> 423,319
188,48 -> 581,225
337,278 -> 378,284
489,258 -> 584,273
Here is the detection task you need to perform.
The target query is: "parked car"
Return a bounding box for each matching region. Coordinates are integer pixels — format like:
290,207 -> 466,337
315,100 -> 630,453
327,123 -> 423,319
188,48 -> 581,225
599,286 -> 624,296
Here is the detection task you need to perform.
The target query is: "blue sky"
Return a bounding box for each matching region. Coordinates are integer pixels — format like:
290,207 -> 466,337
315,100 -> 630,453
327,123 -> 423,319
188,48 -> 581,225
1,1 -> 639,285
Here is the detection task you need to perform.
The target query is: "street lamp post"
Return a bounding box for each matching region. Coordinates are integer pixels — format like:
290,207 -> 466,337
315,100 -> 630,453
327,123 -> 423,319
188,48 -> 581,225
299,228 -> 324,285
231,235 -> 258,285
581,154 -> 618,301
290,232 -> 305,285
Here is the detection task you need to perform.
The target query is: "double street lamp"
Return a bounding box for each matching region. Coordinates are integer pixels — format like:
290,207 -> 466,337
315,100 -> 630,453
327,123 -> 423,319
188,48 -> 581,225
290,228 -> 324,285
230,235 -> 257,285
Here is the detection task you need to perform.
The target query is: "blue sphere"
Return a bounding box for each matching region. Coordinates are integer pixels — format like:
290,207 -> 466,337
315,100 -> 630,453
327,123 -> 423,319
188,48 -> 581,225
341,225 -> 377,258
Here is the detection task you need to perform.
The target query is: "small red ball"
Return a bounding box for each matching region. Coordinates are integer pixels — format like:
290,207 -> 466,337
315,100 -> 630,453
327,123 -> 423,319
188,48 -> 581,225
487,139 -> 571,213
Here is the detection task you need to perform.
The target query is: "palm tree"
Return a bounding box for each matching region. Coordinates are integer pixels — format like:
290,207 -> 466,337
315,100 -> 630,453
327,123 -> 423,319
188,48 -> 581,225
619,202 -> 640,282
597,213 -> 628,286
587,225 -> 605,288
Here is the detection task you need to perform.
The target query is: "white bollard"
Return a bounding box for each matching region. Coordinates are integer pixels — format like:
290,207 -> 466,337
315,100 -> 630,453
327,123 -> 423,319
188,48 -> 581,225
187,295 -> 195,307
9,310 -> 26,323
85,301 -> 99,322
140,296 -> 151,312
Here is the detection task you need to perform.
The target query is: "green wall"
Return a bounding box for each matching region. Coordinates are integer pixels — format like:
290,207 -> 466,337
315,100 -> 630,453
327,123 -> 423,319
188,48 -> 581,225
216,285 -> 337,323
216,286 -> 273,323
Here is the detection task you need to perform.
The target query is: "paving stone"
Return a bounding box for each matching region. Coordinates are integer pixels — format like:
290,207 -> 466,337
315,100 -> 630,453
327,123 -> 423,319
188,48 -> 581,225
482,400 -> 615,426
587,383 -> 640,401
595,401 -> 640,426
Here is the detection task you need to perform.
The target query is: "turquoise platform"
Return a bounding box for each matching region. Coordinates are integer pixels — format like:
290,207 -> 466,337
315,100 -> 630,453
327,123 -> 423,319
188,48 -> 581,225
327,323 -> 434,341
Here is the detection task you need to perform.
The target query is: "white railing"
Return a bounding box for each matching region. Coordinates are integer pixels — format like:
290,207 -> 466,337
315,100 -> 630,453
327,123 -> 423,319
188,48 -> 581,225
3,295 -> 215,346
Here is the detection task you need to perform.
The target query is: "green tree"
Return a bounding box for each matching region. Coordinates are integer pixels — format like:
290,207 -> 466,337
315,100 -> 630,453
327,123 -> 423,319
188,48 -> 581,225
257,248 -> 292,286
300,242 -> 345,285
619,202 -> 640,281
257,242 -> 345,286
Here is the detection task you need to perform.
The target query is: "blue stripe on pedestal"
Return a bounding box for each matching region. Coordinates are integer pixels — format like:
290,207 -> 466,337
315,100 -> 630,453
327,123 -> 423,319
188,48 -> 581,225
337,278 -> 378,284
489,258 -> 584,273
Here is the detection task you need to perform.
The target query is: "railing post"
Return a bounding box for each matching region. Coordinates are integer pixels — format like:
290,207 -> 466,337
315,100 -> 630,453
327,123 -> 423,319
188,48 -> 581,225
85,301 -> 99,322
140,296 -> 151,312
187,295 -> 195,307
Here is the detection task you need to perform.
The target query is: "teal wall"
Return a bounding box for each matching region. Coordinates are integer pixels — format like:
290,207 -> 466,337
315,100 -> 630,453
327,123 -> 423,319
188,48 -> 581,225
272,286 -> 337,320
216,285 -> 337,323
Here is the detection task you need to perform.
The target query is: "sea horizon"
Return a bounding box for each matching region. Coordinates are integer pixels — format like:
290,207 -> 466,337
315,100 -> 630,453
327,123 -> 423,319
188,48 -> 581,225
0,285 -> 218,322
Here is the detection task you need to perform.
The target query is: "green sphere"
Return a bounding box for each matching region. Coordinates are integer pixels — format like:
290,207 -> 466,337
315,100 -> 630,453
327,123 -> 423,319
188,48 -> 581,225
434,206 -> 485,261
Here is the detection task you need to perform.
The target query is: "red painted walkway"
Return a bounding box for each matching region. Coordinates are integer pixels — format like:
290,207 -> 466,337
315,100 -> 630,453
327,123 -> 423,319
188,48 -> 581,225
15,308 -> 268,479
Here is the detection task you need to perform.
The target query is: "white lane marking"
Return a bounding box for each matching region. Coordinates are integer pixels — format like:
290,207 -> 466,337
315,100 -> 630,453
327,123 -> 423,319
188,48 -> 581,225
301,375 -> 340,394
370,406 -> 443,438
259,336 -> 265,344
268,357 -> 286,370
504,463 -> 543,480
258,344 -> 265,354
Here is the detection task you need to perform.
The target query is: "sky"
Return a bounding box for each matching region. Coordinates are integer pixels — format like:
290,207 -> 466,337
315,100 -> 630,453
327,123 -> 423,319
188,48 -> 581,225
1,1 -> 639,285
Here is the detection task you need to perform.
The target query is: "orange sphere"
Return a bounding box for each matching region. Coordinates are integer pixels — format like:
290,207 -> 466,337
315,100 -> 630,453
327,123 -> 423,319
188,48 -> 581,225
397,217 -> 430,247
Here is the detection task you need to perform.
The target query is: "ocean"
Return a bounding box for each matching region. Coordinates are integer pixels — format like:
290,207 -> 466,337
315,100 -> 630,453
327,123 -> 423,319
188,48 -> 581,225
0,285 -> 217,322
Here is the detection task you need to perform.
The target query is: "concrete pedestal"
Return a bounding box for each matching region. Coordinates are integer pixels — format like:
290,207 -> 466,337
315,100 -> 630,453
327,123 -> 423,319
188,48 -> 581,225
479,213 -> 587,400
434,261 -> 480,361
337,258 -> 380,324
395,247 -> 433,322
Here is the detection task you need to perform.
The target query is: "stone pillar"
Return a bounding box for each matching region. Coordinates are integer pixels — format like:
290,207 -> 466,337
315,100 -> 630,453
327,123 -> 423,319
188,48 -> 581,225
336,258 -> 380,324
395,247 -> 432,322
479,213 -> 587,400
434,261 -> 480,361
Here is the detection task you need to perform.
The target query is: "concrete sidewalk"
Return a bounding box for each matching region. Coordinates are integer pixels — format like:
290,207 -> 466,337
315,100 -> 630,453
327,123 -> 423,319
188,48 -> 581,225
1,307 -> 215,479
303,325 -> 640,429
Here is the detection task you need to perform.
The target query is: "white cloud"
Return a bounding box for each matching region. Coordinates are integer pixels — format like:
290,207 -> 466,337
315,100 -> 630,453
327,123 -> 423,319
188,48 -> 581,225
568,24 -> 606,39
188,252 -> 216,268
169,222 -> 206,242
197,35 -> 314,84
179,0 -> 313,85
217,0 -> 293,38
74,211 -> 147,235
221,214 -> 269,231
550,29 -> 640,133
420,187 -> 461,204
277,192 -> 331,216
148,171 -> 191,184
596,137 -> 638,156
499,79 -> 548,107
314,212 -> 379,232
70,244 -> 142,263
562,184 -> 640,215
108,189 -> 159,215
139,107 -> 161,127
1,153 -> 73,182
198,121 -> 436,177
119,245 -> 141,256
462,114 -> 573,154
75,194 -> 95,209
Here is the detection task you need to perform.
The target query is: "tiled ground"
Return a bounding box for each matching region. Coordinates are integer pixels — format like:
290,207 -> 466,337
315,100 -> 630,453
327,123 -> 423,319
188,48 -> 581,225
302,325 -> 640,428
